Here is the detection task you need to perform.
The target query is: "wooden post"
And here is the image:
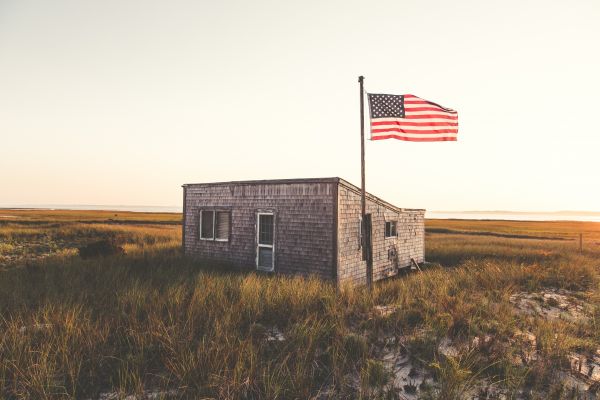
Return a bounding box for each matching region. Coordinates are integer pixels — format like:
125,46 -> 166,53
358,75 -> 372,289
579,233 -> 583,253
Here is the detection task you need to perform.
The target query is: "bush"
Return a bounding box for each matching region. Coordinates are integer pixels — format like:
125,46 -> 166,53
78,239 -> 125,259
343,333 -> 367,362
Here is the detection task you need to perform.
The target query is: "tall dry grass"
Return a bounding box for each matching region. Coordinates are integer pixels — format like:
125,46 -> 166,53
0,212 -> 599,398
0,210 -> 181,269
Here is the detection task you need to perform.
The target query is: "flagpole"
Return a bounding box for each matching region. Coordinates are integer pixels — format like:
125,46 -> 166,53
359,76 -> 365,225
359,75 -> 372,289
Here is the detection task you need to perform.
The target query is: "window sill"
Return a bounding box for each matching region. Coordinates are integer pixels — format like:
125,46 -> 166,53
200,237 -> 229,242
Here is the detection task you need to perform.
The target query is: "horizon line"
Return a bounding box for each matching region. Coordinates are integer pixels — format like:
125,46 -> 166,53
1,204 -> 600,215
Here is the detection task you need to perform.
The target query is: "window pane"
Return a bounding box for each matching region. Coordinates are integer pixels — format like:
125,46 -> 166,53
201,211 -> 214,239
385,221 -> 397,238
258,214 -> 274,245
258,247 -> 273,269
215,211 -> 230,240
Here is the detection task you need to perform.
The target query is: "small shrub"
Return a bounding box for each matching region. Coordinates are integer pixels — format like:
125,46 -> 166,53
362,359 -> 389,388
78,239 -> 125,259
546,297 -> 560,308
249,322 -> 267,340
343,333 -> 367,362
403,308 -> 425,327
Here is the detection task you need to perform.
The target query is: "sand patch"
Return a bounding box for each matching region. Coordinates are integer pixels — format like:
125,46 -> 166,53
380,343 -> 434,399
93,389 -> 179,400
509,289 -> 589,323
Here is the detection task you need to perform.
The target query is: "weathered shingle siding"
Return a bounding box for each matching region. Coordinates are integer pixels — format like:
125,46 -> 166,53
184,181 -> 336,280
336,183 -> 425,286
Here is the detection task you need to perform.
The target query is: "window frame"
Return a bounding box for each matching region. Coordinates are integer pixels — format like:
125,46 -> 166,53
199,209 -> 231,242
256,212 -> 275,272
214,211 -> 231,242
199,210 -> 215,240
385,220 -> 398,239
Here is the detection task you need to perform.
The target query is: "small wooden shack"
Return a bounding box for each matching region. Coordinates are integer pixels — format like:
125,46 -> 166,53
182,178 -> 424,286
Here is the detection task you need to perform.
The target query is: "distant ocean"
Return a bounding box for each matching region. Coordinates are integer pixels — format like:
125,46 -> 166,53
427,211 -> 600,223
1,205 -> 599,223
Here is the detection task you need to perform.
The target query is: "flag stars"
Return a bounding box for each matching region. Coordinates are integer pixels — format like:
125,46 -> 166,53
368,94 -> 405,118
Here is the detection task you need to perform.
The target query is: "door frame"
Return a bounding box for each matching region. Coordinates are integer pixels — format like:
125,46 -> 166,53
363,213 -> 373,285
256,212 -> 275,272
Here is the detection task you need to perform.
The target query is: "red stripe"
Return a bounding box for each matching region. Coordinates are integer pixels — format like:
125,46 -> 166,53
371,134 -> 457,142
405,107 -> 457,113
372,128 -> 458,134
372,121 -> 458,127
403,114 -> 458,120
404,100 -> 430,104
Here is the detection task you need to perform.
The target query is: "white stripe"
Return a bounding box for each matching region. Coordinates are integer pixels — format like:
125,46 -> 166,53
371,132 -> 458,139
371,121 -> 458,130
372,125 -> 457,131
404,109 -> 457,116
404,104 -> 446,109
372,117 -> 458,124
404,99 -> 456,112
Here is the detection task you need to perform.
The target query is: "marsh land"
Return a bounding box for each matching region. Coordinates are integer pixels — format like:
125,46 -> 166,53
0,210 -> 599,399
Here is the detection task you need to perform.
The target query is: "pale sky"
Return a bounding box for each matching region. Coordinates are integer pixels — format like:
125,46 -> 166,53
1,0 -> 599,211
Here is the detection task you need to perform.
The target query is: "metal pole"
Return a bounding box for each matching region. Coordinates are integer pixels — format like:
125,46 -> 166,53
359,75 -> 372,289
359,76 -> 366,226
580,233 -> 583,253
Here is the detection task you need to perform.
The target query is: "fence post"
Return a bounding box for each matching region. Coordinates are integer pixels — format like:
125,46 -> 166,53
579,233 -> 583,253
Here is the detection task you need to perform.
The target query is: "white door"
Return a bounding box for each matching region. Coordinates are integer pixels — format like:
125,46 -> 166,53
256,213 -> 275,271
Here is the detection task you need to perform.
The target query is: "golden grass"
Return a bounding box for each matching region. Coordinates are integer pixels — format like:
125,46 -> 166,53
0,209 -> 181,223
427,218 -> 600,242
0,210 -> 181,268
0,212 -> 599,399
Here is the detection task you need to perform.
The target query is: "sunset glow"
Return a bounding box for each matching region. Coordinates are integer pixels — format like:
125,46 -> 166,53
1,0 -> 599,212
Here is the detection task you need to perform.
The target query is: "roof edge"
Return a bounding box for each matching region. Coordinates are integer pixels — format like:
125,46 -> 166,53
183,177 -> 340,187
182,177 -> 425,212
337,178 -> 426,212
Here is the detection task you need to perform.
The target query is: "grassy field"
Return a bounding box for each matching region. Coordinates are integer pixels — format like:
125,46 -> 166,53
0,210 -> 599,399
0,210 -> 180,268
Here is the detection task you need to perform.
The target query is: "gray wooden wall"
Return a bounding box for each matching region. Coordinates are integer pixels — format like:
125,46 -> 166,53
183,181 -> 337,281
336,182 -> 425,286
183,178 -> 425,286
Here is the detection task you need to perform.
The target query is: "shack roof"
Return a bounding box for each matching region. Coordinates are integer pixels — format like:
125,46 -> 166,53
182,177 -> 425,212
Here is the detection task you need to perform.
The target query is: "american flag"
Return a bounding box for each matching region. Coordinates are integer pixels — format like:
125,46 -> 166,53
367,93 -> 458,141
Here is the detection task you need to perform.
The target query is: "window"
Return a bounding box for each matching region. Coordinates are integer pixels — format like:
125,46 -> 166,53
200,210 -> 215,239
385,221 -> 397,238
215,211 -> 230,241
200,210 -> 231,241
258,214 -> 274,245
256,213 -> 275,271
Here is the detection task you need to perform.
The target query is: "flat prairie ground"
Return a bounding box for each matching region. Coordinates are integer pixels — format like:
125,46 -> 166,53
0,210 -> 599,399
0,210 -> 180,268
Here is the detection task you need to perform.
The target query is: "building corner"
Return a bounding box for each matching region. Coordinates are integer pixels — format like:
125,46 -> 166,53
182,185 -> 187,255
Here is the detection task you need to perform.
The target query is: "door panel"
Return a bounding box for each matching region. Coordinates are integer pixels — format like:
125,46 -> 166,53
256,213 -> 275,271
258,214 -> 274,245
258,247 -> 273,269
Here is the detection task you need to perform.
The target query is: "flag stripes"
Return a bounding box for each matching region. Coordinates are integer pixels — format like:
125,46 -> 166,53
367,93 -> 458,142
